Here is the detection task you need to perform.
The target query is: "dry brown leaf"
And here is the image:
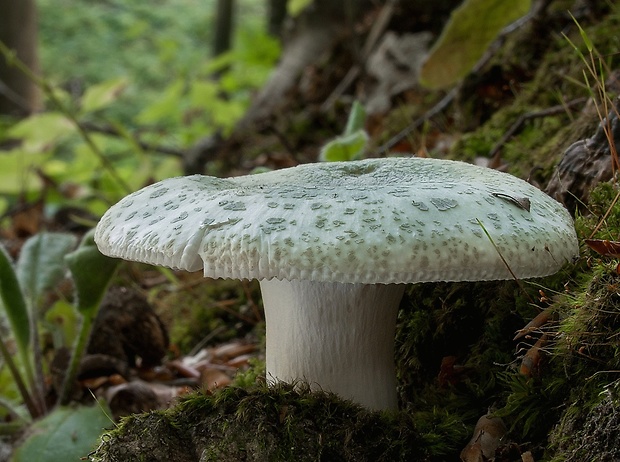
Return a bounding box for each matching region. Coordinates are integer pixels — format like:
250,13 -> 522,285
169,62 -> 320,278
519,334 -> 548,378
521,450 -> 535,462
201,369 -> 232,390
226,353 -> 254,369
585,239 -> 620,257
460,414 -> 507,461
167,359 -> 201,379
212,342 -> 257,361
437,355 -> 470,388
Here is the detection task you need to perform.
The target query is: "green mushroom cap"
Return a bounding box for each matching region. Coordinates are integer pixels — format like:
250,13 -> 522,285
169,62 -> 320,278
94,157 -> 578,284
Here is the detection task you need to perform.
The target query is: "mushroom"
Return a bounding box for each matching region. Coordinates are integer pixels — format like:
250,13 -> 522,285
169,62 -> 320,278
94,157 -> 578,410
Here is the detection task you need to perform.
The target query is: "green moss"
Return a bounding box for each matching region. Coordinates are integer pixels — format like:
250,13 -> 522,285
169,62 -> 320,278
452,4 -> 620,179
548,383 -> 620,462
397,279 -> 537,398
90,383 -> 468,461
541,260 -> 620,460
152,278 -> 262,353
576,181 -> 620,242
394,277 -> 569,459
488,255 -> 620,459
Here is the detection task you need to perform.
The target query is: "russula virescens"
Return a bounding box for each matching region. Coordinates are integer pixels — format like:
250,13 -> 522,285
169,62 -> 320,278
94,157 -> 578,410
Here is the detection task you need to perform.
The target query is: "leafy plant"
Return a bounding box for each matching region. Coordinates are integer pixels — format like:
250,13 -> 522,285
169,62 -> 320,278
0,230 -> 119,425
287,0 -> 313,17
0,52 -> 180,219
319,101 -> 369,162
11,405 -> 114,462
136,27 -> 280,146
0,15 -> 280,218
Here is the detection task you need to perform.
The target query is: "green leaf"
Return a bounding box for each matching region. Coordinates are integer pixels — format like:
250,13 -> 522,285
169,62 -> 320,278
44,300 -> 79,348
343,101 -> 366,136
420,0 -> 532,89
136,78 -> 185,125
188,80 -> 219,106
65,230 -> 119,315
319,130 -> 369,162
569,12 -> 593,52
0,245 -> 30,363
11,405 -> 113,462
287,0 -> 313,17
7,113 -> 75,153
0,148 -> 49,196
16,233 -> 78,309
80,78 -> 128,113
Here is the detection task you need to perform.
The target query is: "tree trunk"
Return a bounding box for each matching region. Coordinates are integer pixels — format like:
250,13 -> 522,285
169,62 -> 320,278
0,0 -> 40,116
213,0 -> 235,57
267,0 -> 288,37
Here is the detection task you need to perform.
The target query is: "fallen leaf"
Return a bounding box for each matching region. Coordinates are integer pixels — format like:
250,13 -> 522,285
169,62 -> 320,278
420,0 -> 532,89
522,450 -> 535,462
212,342 -> 257,361
519,334 -> 548,378
585,239 -> 620,257
201,369 -> 232,390
227,353 -> 255,369
460,414 -> 507,461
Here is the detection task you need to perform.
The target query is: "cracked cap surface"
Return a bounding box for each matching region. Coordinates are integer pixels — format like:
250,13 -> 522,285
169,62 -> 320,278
94,157 -> 578,284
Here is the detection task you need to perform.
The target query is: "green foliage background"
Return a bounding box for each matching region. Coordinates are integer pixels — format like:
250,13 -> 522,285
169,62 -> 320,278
0,0 -> 280,216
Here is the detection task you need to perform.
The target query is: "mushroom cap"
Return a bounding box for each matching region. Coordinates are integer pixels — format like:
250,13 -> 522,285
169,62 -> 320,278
94,157 -> 578,284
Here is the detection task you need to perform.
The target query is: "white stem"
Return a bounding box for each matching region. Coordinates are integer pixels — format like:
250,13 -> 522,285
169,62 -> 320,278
259,279 -> 405,410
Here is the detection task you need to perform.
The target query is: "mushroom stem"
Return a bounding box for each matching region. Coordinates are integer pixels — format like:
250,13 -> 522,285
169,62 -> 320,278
260,279 -> 406,410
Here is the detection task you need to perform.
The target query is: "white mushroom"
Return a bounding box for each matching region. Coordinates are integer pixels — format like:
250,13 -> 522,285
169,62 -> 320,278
94,157 -> 578,410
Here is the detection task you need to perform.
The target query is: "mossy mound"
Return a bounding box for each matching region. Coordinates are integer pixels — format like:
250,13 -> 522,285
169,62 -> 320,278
89,383 -> 466,462
550,385 -> 620,462
452,3 -> 620,178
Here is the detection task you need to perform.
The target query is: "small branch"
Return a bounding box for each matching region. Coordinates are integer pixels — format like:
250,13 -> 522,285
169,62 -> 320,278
376,87 -> 458,154
476,219 -> 535,305
79,121 -> 185,158
0,335 -> 40,419
488,97 -> 588,159
321,0 -> 397,111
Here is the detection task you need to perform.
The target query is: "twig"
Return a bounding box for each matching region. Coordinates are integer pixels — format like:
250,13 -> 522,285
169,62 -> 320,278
188,325 -> 228,356
476,219 -> 536,305
79,122 -> 185,158
589,189 -> 620,239
376,87 -> 458,154
321,0 -> 397,111
488,97 -> 588,158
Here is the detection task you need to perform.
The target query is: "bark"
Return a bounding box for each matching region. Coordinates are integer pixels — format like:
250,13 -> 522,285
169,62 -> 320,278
232,0 -> 373,131
546,103 -> 620,213
213,0 -> 235,57
0,0 -> 40,115
267,0 -> 288,37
